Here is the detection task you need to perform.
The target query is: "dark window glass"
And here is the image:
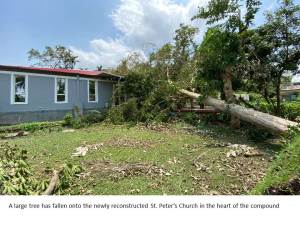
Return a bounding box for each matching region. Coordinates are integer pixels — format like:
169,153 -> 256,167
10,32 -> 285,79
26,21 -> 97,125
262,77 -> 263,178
89,80 -> 96,102
14,75 -> 26,103
56,78 -> 66,102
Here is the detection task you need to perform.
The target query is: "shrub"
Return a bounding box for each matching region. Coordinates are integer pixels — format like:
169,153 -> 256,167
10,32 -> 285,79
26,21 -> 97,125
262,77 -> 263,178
121,98 -> 140,122
107,106 -> 125,124
180,112 -> 199,125
83,110 -> 107,125
282,102 -> 300,121
245,125 -> 273,142
63,113 -> 73,126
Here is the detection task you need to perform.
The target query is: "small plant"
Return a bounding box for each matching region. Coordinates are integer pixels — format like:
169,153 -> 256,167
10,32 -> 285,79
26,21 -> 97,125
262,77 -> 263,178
63,113 -> 73,126
55,163 -> 83,194
107,106 -> 125,124
71,118 -> 85,129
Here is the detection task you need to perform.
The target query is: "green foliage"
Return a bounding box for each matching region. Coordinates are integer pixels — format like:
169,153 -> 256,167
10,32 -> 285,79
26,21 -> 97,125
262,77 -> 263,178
281,102 -> 300,121
106,99 -> 139,124
248,95 -> 300,121
180,112 -> 199,125
0,143 -> 46,195
0,121 -> 63,134
108,78 -> 181,124
28,45 -> 78,69
63,110 -> 107,128
245,125 -> 272,142
107,106 -> 125,124
0,143 -> 83,195
71,118 -> 85,129
63,113 -> 73,126
193,0 -> 261,31
139,81 -> 180,122
172,24 -> 198,82
243,0 -> 300,114
55,163 -> 83,194
121,72 -> 156,102
252,134 -> 300,194
82,110 -> 107,124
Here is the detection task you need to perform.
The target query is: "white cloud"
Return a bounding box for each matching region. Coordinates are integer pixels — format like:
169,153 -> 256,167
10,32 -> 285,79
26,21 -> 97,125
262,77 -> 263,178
72,0 -> 208,69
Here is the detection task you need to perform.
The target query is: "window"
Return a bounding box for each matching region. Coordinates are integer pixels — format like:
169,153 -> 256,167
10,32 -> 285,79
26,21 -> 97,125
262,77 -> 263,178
88,80 -> 98,102
55,78 -> 68,103
11,74 -> 28,104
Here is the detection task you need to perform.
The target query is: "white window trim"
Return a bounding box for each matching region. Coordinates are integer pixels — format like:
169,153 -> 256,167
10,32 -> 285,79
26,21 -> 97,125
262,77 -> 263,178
55,77 -> 68,104
10,74 -> 28,105
88,80 -> 98,103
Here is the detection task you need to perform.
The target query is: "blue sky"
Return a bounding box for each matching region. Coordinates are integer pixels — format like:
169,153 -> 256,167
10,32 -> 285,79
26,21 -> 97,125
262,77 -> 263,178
0,0 -> 299,71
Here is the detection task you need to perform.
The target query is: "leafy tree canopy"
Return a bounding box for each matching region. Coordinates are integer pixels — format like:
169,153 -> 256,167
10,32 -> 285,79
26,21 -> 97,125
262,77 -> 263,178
28,45 -> 78,69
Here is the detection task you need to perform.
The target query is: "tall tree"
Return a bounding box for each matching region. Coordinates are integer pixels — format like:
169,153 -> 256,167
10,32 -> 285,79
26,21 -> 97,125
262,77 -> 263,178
193,0 -> 261,100
28,45 -> 78,69
149,43 -> 174,80
172,23 -> 198,82
193,0 -> 261,127
260,0 -> 300,114
243,0 -> 300,115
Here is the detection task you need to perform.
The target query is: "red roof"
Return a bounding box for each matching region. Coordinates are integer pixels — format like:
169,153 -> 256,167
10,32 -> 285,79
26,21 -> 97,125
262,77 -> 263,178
0,65 -> 122,79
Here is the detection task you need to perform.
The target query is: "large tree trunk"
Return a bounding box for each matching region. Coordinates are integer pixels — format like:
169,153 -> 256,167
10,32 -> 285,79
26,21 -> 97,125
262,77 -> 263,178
222,66 -> 240,128
179,89 -> 298,135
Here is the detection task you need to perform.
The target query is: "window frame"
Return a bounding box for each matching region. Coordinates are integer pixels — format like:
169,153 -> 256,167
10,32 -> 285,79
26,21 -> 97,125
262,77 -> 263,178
10,74 -> 29,105
87,79 -> 98,103
55,77 -> 68,104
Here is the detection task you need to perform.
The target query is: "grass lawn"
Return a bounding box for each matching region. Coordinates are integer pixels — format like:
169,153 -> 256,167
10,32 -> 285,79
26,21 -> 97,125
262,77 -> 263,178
252,134 -> 300,194
0,122 -> 277,195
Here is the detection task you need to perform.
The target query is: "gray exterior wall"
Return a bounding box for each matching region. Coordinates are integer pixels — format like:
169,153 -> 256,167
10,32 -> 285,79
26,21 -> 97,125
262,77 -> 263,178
0,72 -> 114,125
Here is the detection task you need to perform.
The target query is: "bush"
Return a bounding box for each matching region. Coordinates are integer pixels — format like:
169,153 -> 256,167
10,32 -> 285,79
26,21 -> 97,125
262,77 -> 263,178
63,113 -> 73,126
180,112 -> 199,125
63,110 -> 107,128
245,125 -> 273,142
282,102 -> 300,121
82,110 -> 107,124
71,118 -> 85,129
107,106 -> 125,124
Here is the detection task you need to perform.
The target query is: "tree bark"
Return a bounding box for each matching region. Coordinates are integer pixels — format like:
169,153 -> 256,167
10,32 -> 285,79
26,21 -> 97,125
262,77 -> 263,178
179,89 -> 298,135
222,66 -> 240,128
42,170 -> 59,195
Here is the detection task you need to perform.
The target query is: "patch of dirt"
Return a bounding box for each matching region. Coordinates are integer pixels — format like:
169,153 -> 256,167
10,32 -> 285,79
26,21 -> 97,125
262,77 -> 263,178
191,149 -> 270,194
82,161 -> 167,180
265,177 -> 300,195
72,138 -> 157,157
223,156 -> 269,194
106,137 -> 155,149
1,131 -> 29,139
137,123 -> 177,133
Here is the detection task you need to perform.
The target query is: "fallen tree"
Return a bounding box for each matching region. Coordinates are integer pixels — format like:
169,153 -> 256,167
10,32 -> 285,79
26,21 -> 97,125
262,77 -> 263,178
43,170 -> 60,195
179,89 -> 298,135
